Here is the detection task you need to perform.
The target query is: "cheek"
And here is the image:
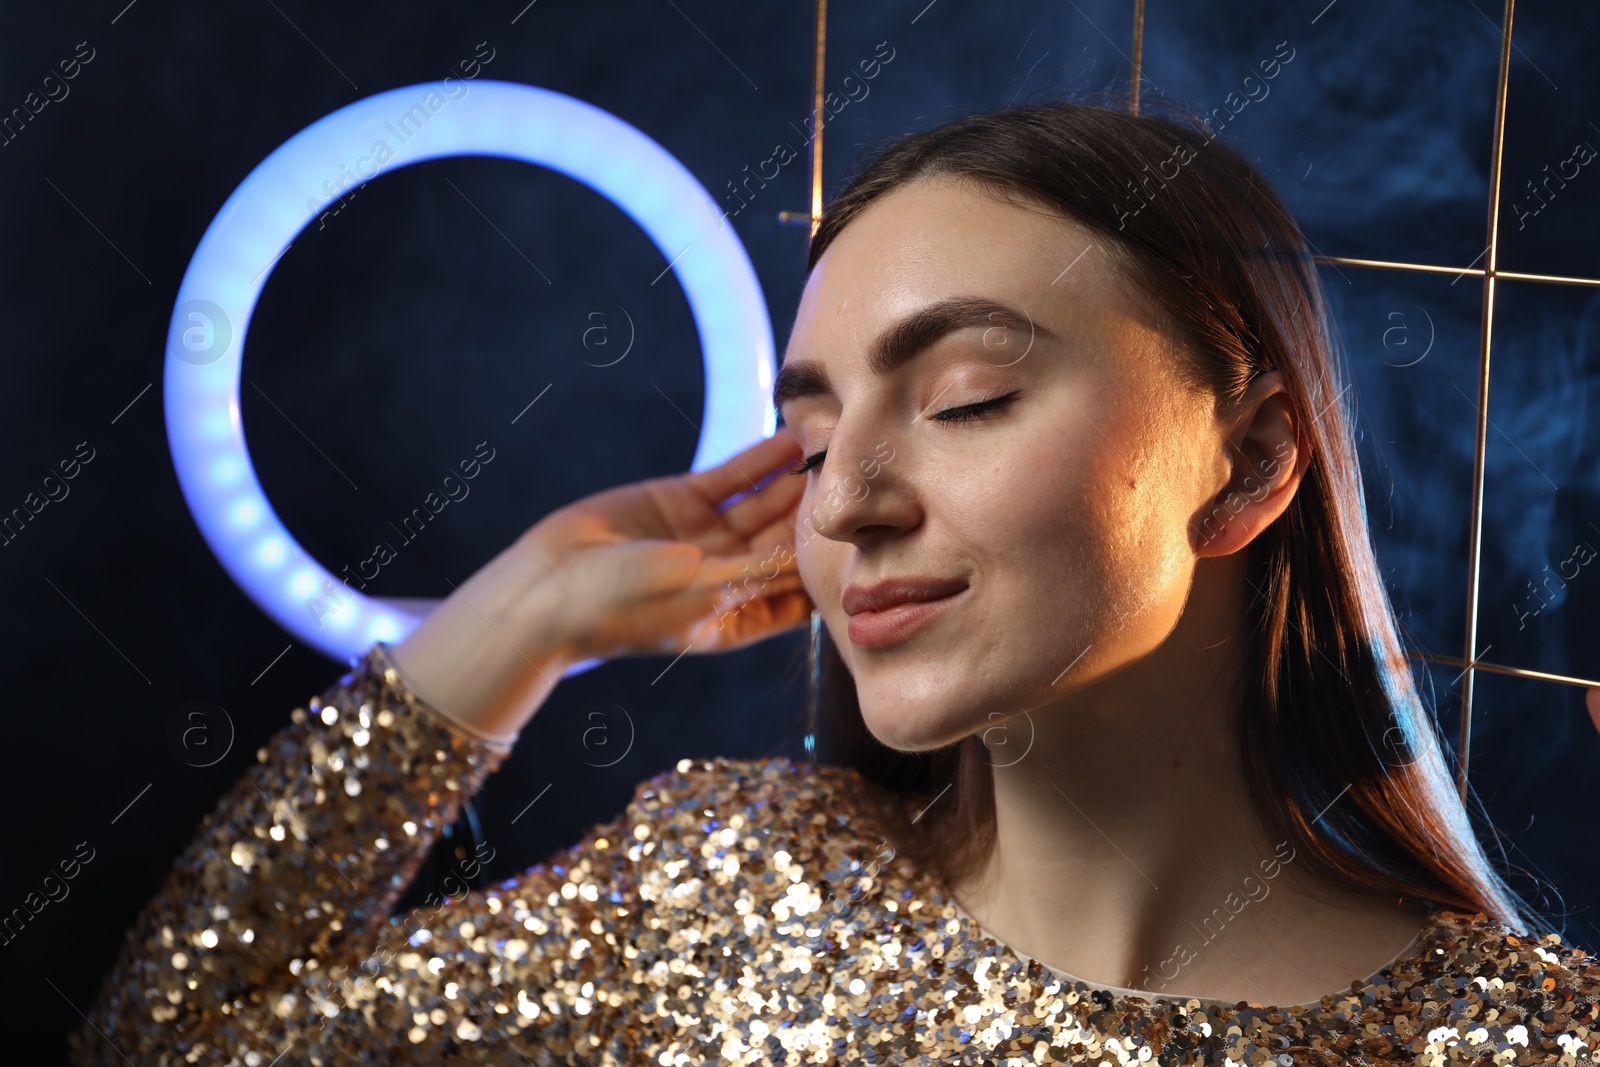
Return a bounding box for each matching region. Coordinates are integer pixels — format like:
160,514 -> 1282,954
1089,443 -> 1202,645
976,418 -> 1191,674
1001,449 -> 1129,607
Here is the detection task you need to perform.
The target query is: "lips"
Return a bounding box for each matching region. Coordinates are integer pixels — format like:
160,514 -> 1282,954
843,579 -> 968,650
842,576 -> 968,616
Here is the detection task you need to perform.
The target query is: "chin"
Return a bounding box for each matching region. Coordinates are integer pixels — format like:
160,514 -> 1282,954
858,694 -> 982,754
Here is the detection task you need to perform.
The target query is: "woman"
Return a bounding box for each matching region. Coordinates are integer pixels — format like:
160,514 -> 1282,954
71,99 -> 1600,1065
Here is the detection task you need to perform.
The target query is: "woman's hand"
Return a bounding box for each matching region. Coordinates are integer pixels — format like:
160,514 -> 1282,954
518,426 -> 814,664
388,428 -> 814,741
1588,687 -> 1600,736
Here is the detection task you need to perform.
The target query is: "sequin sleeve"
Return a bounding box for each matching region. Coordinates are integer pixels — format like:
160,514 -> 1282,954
67,641 -> 655,1067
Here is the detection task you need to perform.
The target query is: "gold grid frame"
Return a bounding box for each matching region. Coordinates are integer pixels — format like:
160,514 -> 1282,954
800,0 -> 1600,800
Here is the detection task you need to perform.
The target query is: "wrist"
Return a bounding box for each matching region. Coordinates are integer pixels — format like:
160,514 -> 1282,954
387,549 -> 574,740
369,641 -> 521,751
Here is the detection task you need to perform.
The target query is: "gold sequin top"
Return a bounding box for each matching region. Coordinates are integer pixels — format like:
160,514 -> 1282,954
69,641 -> 1600,1065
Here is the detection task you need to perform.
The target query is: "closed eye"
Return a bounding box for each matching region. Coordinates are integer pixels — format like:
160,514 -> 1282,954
931,389 -> 1023,424
788,390 -> 1022,476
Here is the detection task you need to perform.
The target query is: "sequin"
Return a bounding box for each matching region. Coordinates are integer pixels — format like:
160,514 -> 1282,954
69,641 -> 1600,1065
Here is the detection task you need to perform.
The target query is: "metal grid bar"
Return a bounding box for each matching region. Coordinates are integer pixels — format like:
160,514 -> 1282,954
1412,650 -> 1598,692
1314,255 -> 1600,290
1130,0 -> 1146,115
1457,0 -> 1518,800
808,0 -> 827,240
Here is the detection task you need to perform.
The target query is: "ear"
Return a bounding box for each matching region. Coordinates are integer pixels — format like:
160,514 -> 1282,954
1190,370 -> 1304,557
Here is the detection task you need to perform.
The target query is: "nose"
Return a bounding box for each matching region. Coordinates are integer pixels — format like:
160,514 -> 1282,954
801,422 -> 909,548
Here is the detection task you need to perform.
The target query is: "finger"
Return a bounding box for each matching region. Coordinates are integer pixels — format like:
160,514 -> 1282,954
753,587 -> 815,630
750,502 -> 810,561
715,567 -> 806,611
616,580 -> 812,660
706,588 -> 816,649
695,545 -> 802,600
771,587 -> 817,626
684,428 -> 802,506
701,570 -> 806,629
720,462 -> 805,540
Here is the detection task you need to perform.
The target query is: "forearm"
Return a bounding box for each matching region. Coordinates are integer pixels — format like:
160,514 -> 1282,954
387,537 -> 576,743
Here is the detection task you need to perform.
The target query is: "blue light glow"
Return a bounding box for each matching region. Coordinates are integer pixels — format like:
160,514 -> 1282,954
164,80 -> 775,664
289,570 -> 319,598
255,537 -> 287,567
229,499 -> 263,530
210,455 -> 244,486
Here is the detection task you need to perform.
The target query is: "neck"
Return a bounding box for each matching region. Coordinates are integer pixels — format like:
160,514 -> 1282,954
942,552 -> 1429,1005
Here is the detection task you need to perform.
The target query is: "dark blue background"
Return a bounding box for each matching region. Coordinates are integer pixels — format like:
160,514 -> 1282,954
2,1 -> 1597,1061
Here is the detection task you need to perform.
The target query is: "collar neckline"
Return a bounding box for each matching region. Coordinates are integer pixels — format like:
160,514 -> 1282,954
934,889 -> 1442,1011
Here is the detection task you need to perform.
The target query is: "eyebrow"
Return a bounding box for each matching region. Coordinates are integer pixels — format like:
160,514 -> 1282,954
772,296 -> 1052,413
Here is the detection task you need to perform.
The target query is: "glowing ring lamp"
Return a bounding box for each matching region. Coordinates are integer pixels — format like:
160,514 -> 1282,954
164,80 -> 775,669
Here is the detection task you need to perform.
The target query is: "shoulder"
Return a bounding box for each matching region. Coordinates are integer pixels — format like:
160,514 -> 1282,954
1490,911 -> 1600,987
627,755 -> 866,816
618,755 -> 917,907
1425,907 -> 1600,971
622,755 -> 895,847
1409,907 -> 1600,1008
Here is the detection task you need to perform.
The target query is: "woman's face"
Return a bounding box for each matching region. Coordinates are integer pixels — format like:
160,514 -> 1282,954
777,176 -> 1238,752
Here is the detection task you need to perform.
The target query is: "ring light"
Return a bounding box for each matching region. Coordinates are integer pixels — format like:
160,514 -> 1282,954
164,80 -> 775,668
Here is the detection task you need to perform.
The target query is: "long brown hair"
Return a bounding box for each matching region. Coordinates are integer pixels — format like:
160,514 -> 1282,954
796,96 -> 1547,936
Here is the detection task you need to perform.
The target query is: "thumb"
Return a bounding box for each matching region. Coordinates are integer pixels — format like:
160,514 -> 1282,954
1587,687 -> 1600,736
